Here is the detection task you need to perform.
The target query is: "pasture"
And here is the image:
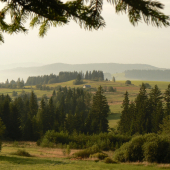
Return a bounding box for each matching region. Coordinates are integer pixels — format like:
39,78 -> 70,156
0,141 -> 170,170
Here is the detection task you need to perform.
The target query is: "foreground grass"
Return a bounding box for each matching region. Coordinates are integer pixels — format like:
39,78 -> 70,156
1,156 -> 169,170
0,142 -> 170,170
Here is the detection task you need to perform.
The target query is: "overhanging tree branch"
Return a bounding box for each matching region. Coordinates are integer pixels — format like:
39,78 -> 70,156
0,0 -> 169,43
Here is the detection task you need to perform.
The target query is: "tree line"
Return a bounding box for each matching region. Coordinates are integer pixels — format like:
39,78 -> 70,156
0,86 -> 109,141
0,78 -> 24,89
26,70 -> 104,85
125,70 -> 170,81
85,71 -> 104,81
26,72 -> 83,85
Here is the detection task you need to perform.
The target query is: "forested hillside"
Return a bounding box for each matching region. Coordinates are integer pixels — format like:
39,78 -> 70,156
0,63 -> 159,82
26,70 -> 104,85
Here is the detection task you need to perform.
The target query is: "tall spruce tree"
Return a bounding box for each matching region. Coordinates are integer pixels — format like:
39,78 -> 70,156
149,85 -> 163,133
48,97 -> 55,130
9,103 -> 21,140
135,83 -> 150,134
89,86 -> 109,133
29,91 -> 38,118
118,91 -> 130,134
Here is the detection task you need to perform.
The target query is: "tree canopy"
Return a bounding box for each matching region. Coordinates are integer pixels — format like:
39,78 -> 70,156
0,0 -> 169,43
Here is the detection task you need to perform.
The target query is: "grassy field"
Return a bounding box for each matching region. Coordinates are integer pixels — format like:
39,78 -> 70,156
0,142 -> 170,170
1,80 -> 170,129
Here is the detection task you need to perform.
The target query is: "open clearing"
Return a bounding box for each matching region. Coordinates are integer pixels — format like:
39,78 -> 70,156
0,142 -> 170,170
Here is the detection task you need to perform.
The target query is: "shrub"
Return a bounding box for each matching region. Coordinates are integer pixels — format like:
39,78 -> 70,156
40,138 -> 55,148
74,144 -> 100,158
104,157 -> 115,164
12,91 -> 18,97
108,86 -> 116,92
114,134 -> 170,163
73,80 -> 84,85
143,135 -> 170,163
11,149 -> 31,157
40,131 -> 131,151
114,135 -> 146,162
125,80 -> 131,85
90,152 -> 108,160
13,141 -> 19,147
144,83 -> 151,89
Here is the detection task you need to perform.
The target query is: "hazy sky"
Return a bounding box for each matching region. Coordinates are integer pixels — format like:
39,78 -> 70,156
0,0 -> 170,69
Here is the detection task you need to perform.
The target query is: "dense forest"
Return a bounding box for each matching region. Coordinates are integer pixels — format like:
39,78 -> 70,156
0,86 -> 109,141
125,70 -> 170,81
0,70 -> 104,89
84,71 -> 104,81
26,72 -> 83,85
26,70 -> 104,86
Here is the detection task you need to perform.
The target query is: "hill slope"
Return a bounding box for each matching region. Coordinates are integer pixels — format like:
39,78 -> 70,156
0,63 -> 159,82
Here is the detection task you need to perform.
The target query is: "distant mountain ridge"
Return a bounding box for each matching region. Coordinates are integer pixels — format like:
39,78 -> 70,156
0,62 -> 43,71
0,63 -> 161,82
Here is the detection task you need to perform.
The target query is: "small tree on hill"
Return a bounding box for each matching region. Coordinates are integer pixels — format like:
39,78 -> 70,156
125,80 -> 131,85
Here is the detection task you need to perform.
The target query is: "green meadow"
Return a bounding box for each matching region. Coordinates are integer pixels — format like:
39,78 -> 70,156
0,142 -> 170,170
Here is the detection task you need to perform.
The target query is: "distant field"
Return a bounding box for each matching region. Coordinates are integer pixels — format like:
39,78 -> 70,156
0,88 -> 53,99
0,141 -> 169,170
0,80 -> 169,129
117,80 -> 170,90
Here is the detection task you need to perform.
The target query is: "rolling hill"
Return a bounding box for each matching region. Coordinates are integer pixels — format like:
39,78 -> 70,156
0,63 -> 160,82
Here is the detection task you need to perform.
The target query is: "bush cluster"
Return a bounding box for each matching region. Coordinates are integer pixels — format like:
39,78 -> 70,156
114,133 -> 170,163
90,152 -> 108,160
74,144 -> 100,158
39,130 -> 131,150
11,149 -> 31,157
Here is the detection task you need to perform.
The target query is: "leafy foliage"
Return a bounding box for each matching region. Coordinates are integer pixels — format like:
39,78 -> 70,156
11,149 -> 32,157
114,133 -> 170,163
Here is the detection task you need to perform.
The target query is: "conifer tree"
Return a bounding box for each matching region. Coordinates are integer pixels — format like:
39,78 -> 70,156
37,98 -> 47,135
52,90 -> 56,97
85,71 -> 89,80
149,85 -> 163,132
29,91 -> 38,118
90,86 -> 109,133
135,83 -> 149,134
118,91 -> 130,134
164,84 -> 170,117
128,102 -> 136,135
0,118 -> 5,151
48,97 -> 55,130
9,103 -> 21,140
1,96 -> 11,137
152,101 -> 164,133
